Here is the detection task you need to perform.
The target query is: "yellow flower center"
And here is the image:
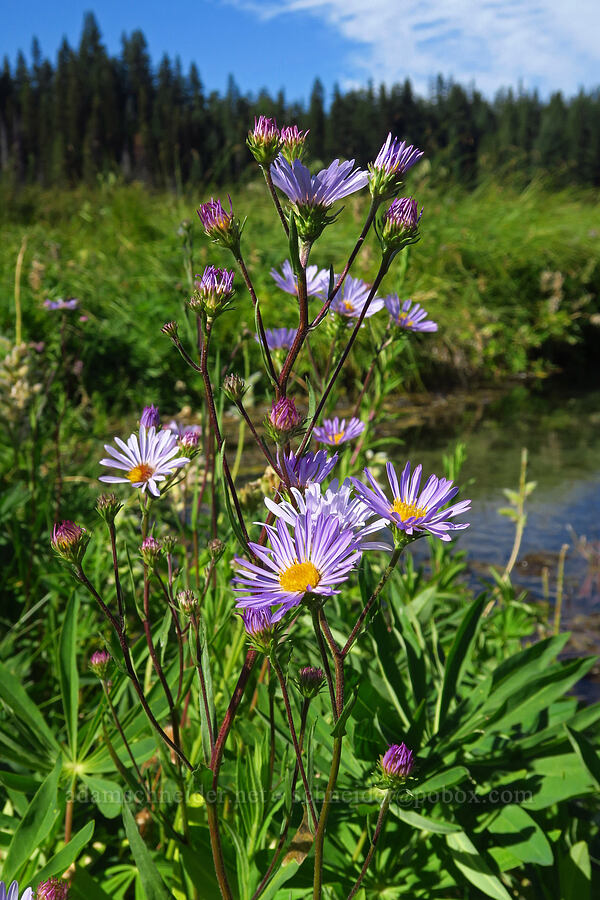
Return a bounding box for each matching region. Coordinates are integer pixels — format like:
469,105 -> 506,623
391,498 -> 427,521
343,300 -> 354,312
279,561 -> 321,593
398,313 -> 414,327
127,463 -> 155,484
333,431 -> 345,444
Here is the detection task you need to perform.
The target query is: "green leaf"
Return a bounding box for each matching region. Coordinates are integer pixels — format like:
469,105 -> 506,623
70,867 -> 113,900
446,831 -> 511,900
390,806 -> 461,834
331,684 -> 359,738
435,594 -> 487,732
559,841 -> 591,900
486,805 -> 553,866
122,803 -> 170,900
413,766 -> 469,795
196,613 -> 216,763
35,820 -> 95,882
0,661 -> 60,753
3,756 -> 62,883
81,774 -> 124,818
58,593 -> 79,756
565,725 -> 600,788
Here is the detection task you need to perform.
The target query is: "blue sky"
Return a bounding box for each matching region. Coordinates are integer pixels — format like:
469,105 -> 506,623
2,0 -> 599,102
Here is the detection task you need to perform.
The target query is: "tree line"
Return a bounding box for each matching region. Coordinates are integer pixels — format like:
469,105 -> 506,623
2,12 -> 599,189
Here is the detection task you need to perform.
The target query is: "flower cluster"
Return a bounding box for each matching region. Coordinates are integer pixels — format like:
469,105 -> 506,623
313,416 -> 365,446
44,297 -> 79,311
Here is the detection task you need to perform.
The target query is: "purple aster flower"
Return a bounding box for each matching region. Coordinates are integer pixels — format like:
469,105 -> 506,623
0,881 -> 33,900
44,298 -> 79,311
233,511 -> 362,621
99,426 -> 190,497
197,197 -> 242,250
279,449 -> 338,489
385,296 -> 437,333
36,879 -> 69,900
351,461 -> 471,542
380,743 -> 415,779
313,416 -> 365,446
165,420 -> 202,441
369,134 -> 424,198
264,480 -> 390,552
247,115 -> 281,165
382,198 -> 423,250
140,405 -> 160,428
190,265 -> 235,318
329,274 -> 384,320
271,156 -> 368,241
271,156 -> 367,208
270,260 -> 328,297
255,327 -> 297,352
280,124 -> 309,162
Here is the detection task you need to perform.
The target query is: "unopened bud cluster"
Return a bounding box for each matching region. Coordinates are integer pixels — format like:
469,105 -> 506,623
247,117 -> 309,166
96,493 -> 123,525
140,536 -> 162,566
37,877 -> 70,900
222,373 -> 248,403
368,134 -> 423,200
189,266 -> 235,319
378,742 -> 415,787
381,198 -> 422,252
177,589 -> 198,616
242,608 -> 281,654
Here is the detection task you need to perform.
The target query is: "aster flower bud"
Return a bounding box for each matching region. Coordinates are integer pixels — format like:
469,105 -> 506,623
222,373 -> 248,403
89,649 -> 111,681
180,430 -> 200,451
280,125 -> 309,163
95,493 -> 123,525
379,742 -> 415,786
368,134 -> 424,200
265,397 -> 305,444
197,197 -> 244,253
161,321 -> 179,341
247,115 -> 281,166
296,665 -> 325,699
51,521 -> 89,566
208,538 -> 225,562
188,266 -> 235,319
140,405 -> 160,428
162,535 -> 178,553
381,198 -> 422,253
140,536 -> 162,566
177,589 -> 198,616
36,877 -> 69,900
242,608 -> 279,654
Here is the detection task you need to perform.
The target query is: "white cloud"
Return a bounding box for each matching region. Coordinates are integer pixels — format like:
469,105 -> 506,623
225,0 -> 600,96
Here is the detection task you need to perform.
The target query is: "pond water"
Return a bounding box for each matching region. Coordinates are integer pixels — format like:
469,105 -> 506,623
392,385 -> 600,699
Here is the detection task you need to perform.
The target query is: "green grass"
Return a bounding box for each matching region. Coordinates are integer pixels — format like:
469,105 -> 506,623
1,175 -> 599,423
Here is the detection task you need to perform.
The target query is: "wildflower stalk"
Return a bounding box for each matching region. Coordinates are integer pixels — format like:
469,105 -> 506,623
102,680 -> 150,798
278,264 -> 309,398
190,612 -> 216,753
310,608 -> 337,716
342,546 -> 403,657
206,649 -> 259,900
252,697 -> 310,900
234,251 -> 278,385
156,571 -> 186,702
108,522 -> 126,627
76,566 -> 193,770
271,655 -> 318,829
313,735 -> 343,900
299,261 -> 388,453
346,790 -> 392,899
199,320 -> 250,546
261,164 -> 289,236
310,197 -> 380,329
